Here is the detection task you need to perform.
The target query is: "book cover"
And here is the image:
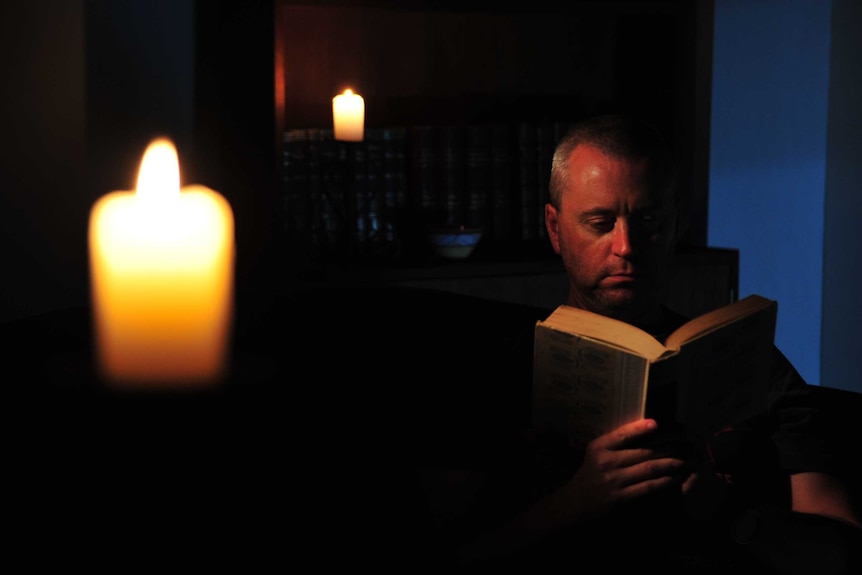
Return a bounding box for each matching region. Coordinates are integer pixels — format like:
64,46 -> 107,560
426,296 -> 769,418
532,294 -> 778,445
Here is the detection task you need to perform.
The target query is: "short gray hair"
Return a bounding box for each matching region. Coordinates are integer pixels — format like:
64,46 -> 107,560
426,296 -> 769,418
549,114 -> 679,209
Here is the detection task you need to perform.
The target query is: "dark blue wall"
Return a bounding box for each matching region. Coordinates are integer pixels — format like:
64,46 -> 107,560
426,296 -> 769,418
710,0 -> 860,393
821,0 -> 862,393
710,0 -> 830,388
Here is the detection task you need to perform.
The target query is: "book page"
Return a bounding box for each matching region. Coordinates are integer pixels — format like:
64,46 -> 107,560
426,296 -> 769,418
539,305 -> 669,360
532,325 -> 649,445
665,294 -> 776,350
673,301 -> 776,437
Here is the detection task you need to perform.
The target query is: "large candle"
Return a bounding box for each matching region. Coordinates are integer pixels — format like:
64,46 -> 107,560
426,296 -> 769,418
332,88 -> 365,142
88,138 -> 235,388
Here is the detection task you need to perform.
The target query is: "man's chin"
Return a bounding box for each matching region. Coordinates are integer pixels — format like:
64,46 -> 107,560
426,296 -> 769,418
599,288 -> 637,307
594,290 -> 648,319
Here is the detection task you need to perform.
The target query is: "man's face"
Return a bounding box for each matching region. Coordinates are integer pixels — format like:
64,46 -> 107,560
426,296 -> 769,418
545,144 -> 678,326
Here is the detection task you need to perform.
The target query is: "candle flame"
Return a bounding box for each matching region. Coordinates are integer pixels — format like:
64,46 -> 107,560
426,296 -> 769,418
136,138 -> 180,202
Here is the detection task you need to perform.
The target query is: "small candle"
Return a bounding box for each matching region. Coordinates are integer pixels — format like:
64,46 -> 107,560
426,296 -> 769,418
332,88 -> 365,142
88,138 -> 235,388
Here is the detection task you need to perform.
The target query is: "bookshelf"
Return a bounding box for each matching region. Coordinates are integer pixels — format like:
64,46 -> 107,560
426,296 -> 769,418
191,1 -> 715,307
275,1 -> 708,272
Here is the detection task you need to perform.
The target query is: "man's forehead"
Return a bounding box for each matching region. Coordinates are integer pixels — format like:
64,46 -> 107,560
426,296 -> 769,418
564,147 -> 673,207
563,175 -> 671,208
573,197 -> 672,215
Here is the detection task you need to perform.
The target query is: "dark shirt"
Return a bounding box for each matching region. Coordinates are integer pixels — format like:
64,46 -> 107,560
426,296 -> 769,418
446,304 -> 843,571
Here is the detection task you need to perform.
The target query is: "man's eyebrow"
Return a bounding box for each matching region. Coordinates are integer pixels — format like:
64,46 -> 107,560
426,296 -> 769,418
578,204 -> 667,220
580,207 -> 615,217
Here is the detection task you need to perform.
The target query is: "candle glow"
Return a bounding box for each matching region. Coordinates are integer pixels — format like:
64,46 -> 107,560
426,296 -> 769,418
88,138 -> 235,388
332,88 -> 365,142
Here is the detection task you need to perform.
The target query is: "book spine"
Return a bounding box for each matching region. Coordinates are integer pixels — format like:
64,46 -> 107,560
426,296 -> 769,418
466,124 -> 492,234
517,121 -> 539,241
282,128 -> 311,246
410,125 -> 443,232
364,127 -> 387,259
283,120 -> 573,263
382,126 -> 409,259
319,130 -> 349,262
350,138 -> 370,256
490,122 -> 515,243
442,124 -> 467,228
306,128 -> 326,260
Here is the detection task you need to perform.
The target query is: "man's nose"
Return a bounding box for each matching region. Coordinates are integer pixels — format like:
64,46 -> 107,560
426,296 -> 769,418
613,219 -> 633,257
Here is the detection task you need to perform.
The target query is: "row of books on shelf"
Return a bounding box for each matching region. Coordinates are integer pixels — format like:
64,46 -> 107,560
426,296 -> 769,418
282,120 -> 575,265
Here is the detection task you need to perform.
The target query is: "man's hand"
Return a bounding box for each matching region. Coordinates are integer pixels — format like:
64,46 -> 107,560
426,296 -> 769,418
559,418 -> 695,518
459,419 -> 701,563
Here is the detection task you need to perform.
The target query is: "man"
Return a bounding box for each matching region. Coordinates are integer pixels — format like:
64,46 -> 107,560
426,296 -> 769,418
454,114 -> 860,570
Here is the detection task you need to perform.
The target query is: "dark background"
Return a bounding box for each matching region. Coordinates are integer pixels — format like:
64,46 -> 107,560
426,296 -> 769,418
1,2 -> 859,567
0,1 -> 859,394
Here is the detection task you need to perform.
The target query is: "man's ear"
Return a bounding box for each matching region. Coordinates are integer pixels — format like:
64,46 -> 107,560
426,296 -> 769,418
545,203 -> 562,255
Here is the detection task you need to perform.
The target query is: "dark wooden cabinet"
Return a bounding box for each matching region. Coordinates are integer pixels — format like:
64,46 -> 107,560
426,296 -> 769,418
294,245 -> 738,316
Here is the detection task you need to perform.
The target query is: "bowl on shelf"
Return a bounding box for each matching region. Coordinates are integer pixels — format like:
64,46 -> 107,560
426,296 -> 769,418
428,227 -> 483,260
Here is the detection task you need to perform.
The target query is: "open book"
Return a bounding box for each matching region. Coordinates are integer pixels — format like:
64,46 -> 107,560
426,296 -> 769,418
532,294 -> 777,446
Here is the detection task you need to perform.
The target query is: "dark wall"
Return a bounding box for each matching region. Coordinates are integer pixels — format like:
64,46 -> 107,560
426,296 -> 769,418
192,0 -> 280,310
85,0 -> 195,196
0,0 -> 279,325
821,0 -> 862,392
86,0 -> 280,315
0,1 -> 87,323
